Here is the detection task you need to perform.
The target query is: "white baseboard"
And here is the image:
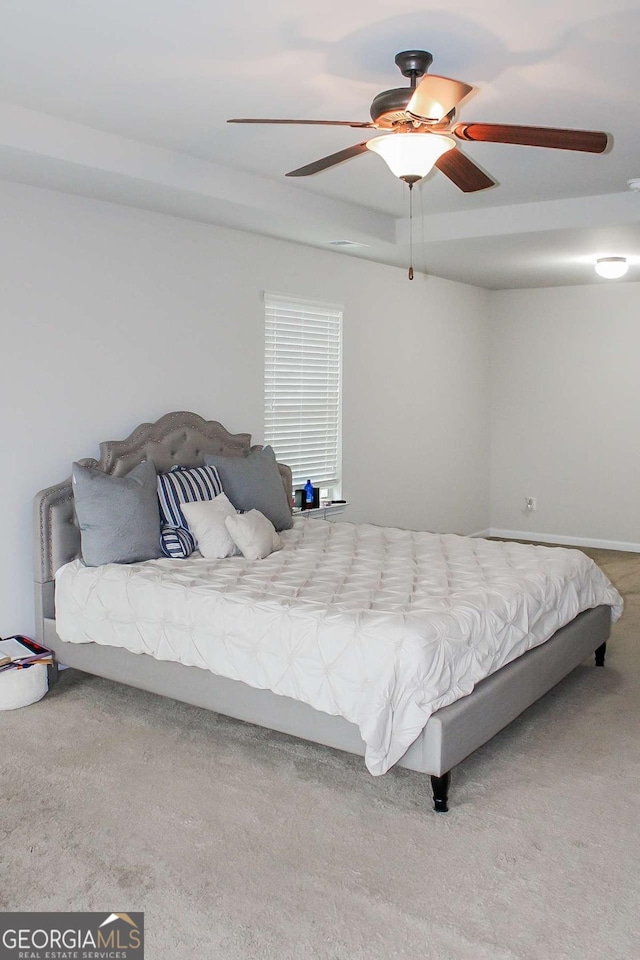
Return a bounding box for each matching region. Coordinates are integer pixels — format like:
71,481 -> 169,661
468,528 -> 491,539
488,528 -> 640,553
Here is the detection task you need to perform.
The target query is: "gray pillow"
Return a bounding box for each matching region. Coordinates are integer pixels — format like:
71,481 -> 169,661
204,446 -> 292,531
72,459 -> 162,566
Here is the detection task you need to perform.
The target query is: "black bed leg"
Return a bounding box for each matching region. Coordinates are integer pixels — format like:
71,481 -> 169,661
595,642 -> 607,667
431,772 -> 451,813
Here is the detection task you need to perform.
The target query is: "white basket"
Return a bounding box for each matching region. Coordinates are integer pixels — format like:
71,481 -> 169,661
0,663 -> 49,710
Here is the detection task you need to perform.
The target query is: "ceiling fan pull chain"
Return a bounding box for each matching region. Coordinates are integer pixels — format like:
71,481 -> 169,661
419,180 -> 427,276
408,182 -> 414,280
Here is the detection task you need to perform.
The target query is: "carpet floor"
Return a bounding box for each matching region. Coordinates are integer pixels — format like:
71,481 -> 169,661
1,547 -> 638,959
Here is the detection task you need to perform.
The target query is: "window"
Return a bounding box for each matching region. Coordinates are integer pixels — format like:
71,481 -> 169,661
264,293 -> 343,492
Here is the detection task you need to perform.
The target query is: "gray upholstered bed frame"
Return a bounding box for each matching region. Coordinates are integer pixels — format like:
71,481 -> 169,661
33,411 -> 611,812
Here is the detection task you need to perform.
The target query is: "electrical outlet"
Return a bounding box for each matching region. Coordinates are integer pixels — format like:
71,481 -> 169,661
525,497 -> 537,512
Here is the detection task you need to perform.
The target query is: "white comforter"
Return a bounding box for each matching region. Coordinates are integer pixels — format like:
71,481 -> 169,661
55,519 -> 623,775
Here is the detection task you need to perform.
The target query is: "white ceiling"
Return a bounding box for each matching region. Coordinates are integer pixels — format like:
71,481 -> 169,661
1,0 -> 639,288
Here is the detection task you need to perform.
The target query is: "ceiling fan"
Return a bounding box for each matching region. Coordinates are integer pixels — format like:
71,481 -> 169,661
229,50 -> 609,191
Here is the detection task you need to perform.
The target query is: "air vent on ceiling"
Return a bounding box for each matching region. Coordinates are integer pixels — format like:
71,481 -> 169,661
325,240 -> 369,248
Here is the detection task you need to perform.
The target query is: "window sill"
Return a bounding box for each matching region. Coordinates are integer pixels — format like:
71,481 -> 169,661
292,502 -> 349,521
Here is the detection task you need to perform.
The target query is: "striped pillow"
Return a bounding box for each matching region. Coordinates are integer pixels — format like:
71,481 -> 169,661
157,464 -> 223,557
160,524 -> 196,559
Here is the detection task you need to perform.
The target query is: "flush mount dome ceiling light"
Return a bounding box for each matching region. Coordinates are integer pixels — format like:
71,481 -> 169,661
595,257 -> 628,279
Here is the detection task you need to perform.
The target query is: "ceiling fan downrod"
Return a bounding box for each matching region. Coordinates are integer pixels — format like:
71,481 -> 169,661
394,50 -> 434,89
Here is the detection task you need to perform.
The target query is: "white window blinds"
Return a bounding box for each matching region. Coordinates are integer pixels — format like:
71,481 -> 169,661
264,294 -> 343,489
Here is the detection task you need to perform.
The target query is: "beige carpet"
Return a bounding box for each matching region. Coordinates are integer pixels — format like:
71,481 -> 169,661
1,547 -> 638,959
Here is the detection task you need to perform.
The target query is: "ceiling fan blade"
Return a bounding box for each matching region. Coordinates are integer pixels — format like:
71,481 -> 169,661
286,141 -> 370,177
406,75 -> 473,123
435,148 -> 495,192
228,118 -> 375,128
453,122 -> 608,153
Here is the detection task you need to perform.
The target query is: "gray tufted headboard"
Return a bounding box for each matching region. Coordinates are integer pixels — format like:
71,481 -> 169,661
33,411 -> 292,632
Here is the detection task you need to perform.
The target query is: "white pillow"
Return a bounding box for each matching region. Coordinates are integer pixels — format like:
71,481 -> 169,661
181,494 -> 239,559
224,509 -> 282,560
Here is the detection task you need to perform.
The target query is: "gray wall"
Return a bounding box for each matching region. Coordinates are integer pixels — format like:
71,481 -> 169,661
490,282 -> 640,547
1,180 -> 491,636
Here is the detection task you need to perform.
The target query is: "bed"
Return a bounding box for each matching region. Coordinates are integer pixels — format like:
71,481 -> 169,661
33,411 -> 622,811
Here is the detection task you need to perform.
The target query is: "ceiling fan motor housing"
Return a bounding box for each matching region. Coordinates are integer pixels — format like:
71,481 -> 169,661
371,51 -> 444,128
369,88 -> 414,128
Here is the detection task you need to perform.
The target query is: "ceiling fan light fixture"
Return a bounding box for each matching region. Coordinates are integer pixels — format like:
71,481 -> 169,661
595,257 -> 628,279
366,133 -> 455,183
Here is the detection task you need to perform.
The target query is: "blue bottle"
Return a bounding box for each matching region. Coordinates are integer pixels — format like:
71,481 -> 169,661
304,479 -> 315,508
